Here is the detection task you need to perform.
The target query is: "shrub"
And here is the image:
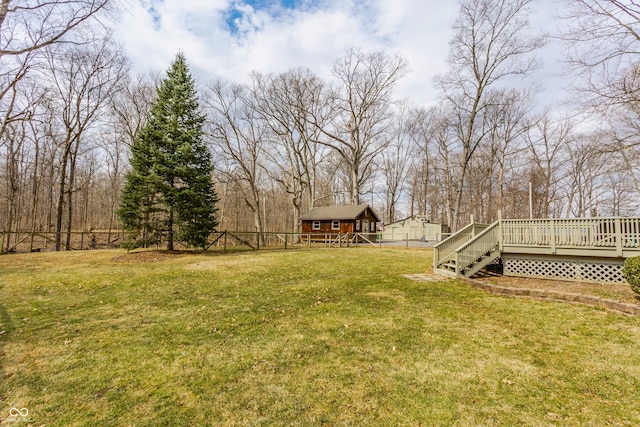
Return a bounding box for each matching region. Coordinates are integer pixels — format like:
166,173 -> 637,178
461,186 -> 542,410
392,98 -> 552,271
622,256 -> 640,295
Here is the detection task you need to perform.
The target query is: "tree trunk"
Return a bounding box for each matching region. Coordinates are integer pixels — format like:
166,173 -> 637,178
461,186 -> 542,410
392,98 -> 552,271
167,208 -> 174,251
350,166 -> 359,205
55,144 -> 71,251
65,149 -> 78,250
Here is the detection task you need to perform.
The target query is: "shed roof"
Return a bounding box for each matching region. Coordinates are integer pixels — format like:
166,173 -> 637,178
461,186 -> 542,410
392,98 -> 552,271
300,204 -> 379,221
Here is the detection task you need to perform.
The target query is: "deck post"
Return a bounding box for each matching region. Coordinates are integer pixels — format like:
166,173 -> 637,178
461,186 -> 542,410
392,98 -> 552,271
497,210 -> 503,252
433,245 -> 439,271
615,218 -> 623,256
550,219 -> 556,254
470,214 -> 475,237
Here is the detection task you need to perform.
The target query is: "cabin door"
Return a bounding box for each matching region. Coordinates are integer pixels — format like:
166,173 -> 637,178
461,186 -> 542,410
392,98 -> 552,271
362,219 -> 370,232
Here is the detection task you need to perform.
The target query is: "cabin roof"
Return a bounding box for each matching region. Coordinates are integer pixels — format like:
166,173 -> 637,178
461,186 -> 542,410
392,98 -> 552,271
300,204 -> 378,221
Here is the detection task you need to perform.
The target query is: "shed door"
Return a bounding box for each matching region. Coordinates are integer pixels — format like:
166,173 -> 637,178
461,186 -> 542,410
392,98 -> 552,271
425,224 -> 437,241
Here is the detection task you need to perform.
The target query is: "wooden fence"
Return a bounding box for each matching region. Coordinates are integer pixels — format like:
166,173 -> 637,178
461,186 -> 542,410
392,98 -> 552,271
0,231 -> 398,254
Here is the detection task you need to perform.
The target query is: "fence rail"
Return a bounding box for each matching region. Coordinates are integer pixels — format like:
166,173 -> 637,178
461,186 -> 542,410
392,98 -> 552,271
0,230 -> 404,254
0,230 -> 123,254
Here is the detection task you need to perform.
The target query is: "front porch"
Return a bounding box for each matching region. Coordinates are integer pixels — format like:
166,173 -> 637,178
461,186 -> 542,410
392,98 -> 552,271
433,215 -> 640,283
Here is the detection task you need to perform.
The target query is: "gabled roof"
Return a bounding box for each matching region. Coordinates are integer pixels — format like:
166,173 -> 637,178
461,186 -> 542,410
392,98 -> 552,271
300,204 -> 379,221
386,215 -> 439,227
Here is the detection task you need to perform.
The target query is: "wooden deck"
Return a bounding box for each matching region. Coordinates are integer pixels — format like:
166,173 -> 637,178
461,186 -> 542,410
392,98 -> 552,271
434,217 -> 640,283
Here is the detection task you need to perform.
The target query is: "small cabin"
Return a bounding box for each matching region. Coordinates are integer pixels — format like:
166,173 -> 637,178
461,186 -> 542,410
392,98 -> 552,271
300,204 -> 381,234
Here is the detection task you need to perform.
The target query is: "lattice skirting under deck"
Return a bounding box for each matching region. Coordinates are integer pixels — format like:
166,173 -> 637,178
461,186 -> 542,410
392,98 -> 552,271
502,254 -> 625,284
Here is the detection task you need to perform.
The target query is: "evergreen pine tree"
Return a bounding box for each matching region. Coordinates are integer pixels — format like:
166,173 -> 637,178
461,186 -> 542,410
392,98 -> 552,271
117,53 -> 218,250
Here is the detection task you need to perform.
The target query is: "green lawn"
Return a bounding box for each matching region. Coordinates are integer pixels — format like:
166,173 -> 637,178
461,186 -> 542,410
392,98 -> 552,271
1,247 -> 639,426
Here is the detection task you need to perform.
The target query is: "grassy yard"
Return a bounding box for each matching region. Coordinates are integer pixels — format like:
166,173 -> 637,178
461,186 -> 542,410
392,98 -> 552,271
1,247 -> 639,426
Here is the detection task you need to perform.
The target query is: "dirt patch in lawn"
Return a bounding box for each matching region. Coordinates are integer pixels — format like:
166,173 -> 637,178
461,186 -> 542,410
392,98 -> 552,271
474,273 -> 640,305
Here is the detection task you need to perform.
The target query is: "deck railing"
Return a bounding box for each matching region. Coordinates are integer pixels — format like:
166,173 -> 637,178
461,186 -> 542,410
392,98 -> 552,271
501,217 -> 640,255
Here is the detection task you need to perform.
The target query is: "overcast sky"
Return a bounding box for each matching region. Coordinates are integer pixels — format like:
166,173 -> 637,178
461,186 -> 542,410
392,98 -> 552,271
115,0 -> 570,109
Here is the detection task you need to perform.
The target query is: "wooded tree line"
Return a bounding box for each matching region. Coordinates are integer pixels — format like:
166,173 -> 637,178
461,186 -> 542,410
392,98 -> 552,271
2,0 -> 640,252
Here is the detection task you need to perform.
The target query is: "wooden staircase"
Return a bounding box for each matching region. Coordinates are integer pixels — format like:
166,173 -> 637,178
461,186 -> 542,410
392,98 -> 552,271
434,220 -> 501,278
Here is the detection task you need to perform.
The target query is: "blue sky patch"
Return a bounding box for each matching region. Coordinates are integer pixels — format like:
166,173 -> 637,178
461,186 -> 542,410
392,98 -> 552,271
225,0 -> 318,34
146,1 -> 163,30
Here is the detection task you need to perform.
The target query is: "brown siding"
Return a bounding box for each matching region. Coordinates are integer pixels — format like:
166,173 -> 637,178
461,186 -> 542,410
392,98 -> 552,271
299,205 -> 380,234
301,220 -> 356,233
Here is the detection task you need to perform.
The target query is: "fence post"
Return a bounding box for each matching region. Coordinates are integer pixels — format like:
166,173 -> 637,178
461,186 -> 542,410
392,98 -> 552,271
406,233 -> 409,249
223,231 -> 227,253
284,233 -> 288,250
0,232 -> 3,255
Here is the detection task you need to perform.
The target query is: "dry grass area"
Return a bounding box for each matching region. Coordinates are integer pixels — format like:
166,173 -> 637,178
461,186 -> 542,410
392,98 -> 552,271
475,273 -> 640,305
2,248 -> 640,425
111,250 -> 196,263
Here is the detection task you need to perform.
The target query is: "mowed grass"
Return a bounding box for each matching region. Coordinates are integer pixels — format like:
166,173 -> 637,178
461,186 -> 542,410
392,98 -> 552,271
1,247 -> 640,426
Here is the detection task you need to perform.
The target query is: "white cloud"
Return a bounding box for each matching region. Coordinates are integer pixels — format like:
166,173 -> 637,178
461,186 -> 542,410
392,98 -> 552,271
115,0 -> 566,108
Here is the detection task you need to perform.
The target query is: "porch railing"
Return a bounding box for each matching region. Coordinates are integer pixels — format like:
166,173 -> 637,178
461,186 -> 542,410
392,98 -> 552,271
501,217 -> 640,255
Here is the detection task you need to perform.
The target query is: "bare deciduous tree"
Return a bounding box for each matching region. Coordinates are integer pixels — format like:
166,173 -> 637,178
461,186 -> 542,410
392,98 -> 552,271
43,37 -> 127,250
205,79 -> 268,242
311,48 -> 408,205
0,0 -> 116,145
250,68 -> 330,231
478,88 -> 534,220
525,113 -> 573,218
435,0 -> 545,229
380,102 -> 415,223
561,0 -> 640,111
564,135 -> 606,217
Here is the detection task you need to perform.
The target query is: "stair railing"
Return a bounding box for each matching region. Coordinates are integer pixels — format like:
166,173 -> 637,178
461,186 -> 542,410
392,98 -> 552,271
433,222 -> 489,270
454,220 -> 501,276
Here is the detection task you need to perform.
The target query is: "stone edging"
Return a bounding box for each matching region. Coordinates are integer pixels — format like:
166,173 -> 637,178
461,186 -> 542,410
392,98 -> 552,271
459,277 -> 640,316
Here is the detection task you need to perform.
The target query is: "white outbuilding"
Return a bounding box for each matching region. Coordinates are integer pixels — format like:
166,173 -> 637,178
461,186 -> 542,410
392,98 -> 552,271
380,215 -> 449,242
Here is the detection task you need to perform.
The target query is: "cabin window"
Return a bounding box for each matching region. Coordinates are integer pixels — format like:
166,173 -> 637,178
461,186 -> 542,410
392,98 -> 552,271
312,221 -> 320,230
356,220 -> 360,231
332,220 -> 340,230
